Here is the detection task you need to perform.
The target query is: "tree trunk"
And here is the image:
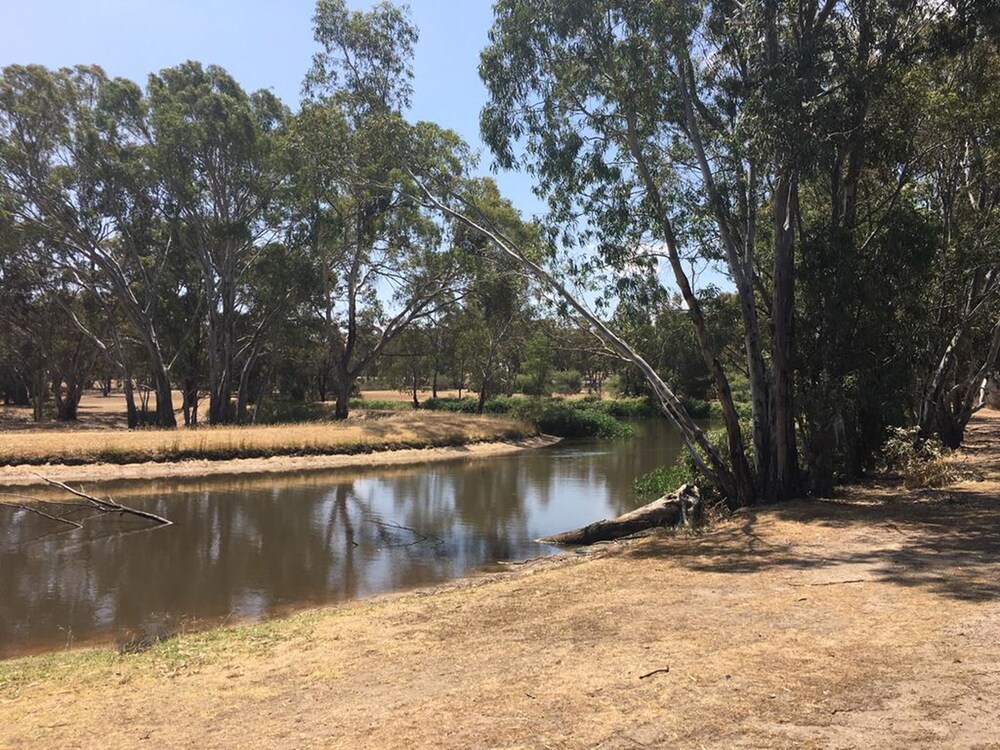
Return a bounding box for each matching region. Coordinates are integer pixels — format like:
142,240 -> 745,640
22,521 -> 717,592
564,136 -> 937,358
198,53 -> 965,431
150,366 -> 176,428
770,171 -> 801,501
539,485 -> 702,545
123,373 -> 139,430
334,373 -> 352,420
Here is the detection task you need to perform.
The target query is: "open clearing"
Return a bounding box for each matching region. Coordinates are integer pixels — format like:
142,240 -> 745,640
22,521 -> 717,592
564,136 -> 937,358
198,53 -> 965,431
2,414 -> 1000,748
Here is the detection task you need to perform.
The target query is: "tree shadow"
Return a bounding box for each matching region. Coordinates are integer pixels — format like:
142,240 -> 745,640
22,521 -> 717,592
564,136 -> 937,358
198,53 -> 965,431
625,483 -> 1000,603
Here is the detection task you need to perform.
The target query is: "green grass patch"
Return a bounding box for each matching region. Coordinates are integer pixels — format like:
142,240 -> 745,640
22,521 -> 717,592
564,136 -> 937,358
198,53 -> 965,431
348,398 -> 414,411
422,396 -> 634,438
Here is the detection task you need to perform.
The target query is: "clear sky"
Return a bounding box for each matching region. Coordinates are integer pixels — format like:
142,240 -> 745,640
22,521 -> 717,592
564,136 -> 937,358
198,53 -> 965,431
3,0 -> 545,217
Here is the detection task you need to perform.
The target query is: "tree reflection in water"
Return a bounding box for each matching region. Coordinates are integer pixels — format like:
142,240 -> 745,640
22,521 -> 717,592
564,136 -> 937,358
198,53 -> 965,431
0,419 -> 697,657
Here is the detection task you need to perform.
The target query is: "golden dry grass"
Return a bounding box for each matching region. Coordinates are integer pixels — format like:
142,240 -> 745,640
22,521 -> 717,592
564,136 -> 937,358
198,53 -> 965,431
0,412 -> 534,467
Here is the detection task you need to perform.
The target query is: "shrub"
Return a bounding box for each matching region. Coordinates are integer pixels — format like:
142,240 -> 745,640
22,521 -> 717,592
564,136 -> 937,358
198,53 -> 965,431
602,396 -> 656,418
701,400 -> 752,420
421,397 -> 479,413
515,373 -> 549,397
881,426 -> 957,489
512,399 -> 633,439
604,373 -> 625,397
680,397 -> 712,418
551,369 -> 583,395
483,395 -> 515,413
633,464 -> 695,499
253,399 -> 328,424
348,397 -> 413,411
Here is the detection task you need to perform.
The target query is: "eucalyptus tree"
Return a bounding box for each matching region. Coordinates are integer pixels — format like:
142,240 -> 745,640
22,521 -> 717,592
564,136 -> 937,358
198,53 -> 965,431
296,0 -> 468,419
147,62 -> 287,424
0,64 -> 180,426
415,0 -> 939,506
915,23 -> 1000,447
452,179 -> 534,412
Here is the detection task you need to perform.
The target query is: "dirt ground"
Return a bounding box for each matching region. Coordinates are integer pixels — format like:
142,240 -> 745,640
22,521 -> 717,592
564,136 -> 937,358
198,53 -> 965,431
3,415 -> 1000,748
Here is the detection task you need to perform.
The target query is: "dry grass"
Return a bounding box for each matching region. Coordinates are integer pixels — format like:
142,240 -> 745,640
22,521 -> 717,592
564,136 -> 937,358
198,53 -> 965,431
0,412 -> 534,467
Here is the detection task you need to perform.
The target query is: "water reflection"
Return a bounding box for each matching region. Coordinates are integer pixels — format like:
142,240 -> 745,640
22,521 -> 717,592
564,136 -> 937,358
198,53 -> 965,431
0,419 -> 696,657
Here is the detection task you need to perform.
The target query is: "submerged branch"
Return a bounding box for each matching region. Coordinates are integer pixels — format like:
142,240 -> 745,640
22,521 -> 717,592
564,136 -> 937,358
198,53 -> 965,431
31,474 -> 174,527
0,494 -> 85,529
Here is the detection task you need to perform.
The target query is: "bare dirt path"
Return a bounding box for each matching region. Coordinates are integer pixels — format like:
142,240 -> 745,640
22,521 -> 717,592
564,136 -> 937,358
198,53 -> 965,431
3,415 -> 1000,749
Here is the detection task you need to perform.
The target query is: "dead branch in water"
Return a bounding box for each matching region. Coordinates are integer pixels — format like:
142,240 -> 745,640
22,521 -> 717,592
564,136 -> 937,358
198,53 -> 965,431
0,493 -> 84,528
29,474 -> 173,527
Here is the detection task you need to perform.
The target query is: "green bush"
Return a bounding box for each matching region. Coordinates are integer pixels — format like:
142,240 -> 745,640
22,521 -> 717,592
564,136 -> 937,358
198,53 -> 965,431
512,400 -> 633,439
421,397 -> 480,413
633,464 -> 695,498
881,426 -> 957,489
253,399 -> 328,424
514,373 -> 548,397
422,394 -> 634,439
700,400 -> 752,420
483,395 -> 515,413
681,396 -> 712,418
348,397 -> 413,411
604,373 -> 624,397
551,369 -> 583,395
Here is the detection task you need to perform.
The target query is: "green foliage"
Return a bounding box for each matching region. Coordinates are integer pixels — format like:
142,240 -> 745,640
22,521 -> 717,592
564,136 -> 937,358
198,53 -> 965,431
511,400 -> 633,439
577,395 -> 657,419
421,394 -> 632,438
518,332 -> 553,397
680,397 -> 712,419
633,464 -> 695,499
252,399 -> 328,425
421,397 -> 481,413
348,398 -> 413,411
551,369 -> 582,395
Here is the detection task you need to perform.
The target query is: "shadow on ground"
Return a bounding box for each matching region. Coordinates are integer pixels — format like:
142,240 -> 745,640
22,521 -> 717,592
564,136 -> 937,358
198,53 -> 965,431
628,483 -> 1000,603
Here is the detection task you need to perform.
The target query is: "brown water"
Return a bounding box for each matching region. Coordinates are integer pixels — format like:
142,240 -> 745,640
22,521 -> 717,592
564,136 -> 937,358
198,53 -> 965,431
0,419 -> 696,658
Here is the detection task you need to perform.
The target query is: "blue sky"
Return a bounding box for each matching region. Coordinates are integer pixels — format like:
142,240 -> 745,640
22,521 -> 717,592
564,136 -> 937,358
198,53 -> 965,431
3,0 -> 544,217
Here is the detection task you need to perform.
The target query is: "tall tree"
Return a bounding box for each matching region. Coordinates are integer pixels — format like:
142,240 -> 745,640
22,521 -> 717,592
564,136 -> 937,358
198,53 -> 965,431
298,0 -> 466,419
147,61 -> 286,424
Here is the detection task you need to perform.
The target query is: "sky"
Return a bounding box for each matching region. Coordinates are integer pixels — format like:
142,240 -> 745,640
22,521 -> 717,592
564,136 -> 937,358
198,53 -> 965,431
2,0 -> 545,217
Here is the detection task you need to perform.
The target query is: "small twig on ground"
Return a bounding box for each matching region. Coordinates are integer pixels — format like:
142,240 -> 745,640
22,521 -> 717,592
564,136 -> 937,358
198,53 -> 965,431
788,579 -> 869,587
639,667 -> 670,680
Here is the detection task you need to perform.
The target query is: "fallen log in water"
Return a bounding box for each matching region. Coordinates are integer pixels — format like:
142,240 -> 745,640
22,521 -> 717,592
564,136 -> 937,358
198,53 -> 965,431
539,484 -> 701,545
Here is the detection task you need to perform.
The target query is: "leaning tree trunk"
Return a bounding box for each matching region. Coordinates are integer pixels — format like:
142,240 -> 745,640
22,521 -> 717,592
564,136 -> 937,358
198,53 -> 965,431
540,485 -> 702,545
413,176 -> 738,502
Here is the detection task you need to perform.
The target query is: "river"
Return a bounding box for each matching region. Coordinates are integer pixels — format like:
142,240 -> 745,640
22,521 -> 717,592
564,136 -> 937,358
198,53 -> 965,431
0,419 -> 699,658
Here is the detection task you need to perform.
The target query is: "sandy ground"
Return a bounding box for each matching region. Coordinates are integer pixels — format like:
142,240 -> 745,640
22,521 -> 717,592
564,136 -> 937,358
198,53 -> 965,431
0,435 -> 560,488
3,415 -> 1000,748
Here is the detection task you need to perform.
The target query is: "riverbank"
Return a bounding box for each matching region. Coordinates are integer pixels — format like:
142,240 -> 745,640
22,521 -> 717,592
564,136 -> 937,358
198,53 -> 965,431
2,413 -> 999,748
0,433 -> 559,488
0,412 -> 535,474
